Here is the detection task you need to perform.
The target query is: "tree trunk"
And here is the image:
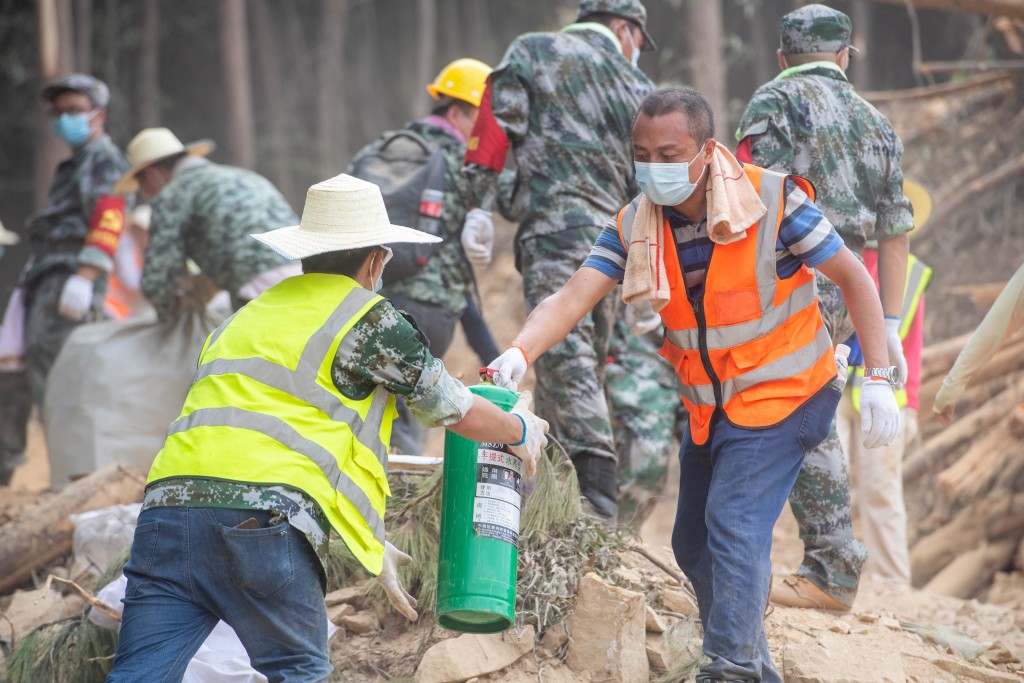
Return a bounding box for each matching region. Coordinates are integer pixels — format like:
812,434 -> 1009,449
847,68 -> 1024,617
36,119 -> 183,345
687,0 -> 726,128
0,464 -> 146,595
251,0 -> 298,206
849,2 -> 872,91
862,0 -> 1024,22
137,0 -> 160,128
74,0 -> 91,73
219,0 -> 255,169
316,0 -> 350,177
413,0 -> 438,119
34,0 -> 76,208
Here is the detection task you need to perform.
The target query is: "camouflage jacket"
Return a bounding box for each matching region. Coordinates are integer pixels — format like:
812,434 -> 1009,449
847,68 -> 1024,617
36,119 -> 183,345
737,63 -> 913,254
464,25 -> 654,240
22,134 -> 129,285
353,119 -> 474,316
142,296 -> 474,571
142,160 -> 297,319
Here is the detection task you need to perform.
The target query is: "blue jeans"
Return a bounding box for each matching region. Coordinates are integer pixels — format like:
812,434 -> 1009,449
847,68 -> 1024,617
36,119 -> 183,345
107,507 -> 332,683
672,383 -> 841,682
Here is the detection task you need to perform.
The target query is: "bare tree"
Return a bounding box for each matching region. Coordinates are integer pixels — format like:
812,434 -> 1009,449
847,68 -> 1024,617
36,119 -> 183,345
317,0 -> 350,177
34,0 -> 75,206
862,0 -> 1024,21
137,0 -> 160,128
219,0 -> 255,168
687,0 -> 726,128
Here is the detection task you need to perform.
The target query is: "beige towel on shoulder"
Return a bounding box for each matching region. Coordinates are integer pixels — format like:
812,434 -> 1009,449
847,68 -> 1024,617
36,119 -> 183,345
621,197 -> 671,312
621,143 -> 768,309
705,143 -> 766,244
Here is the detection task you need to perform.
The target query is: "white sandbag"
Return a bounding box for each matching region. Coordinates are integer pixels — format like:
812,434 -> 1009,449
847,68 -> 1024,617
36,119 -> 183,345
71,503 -> 141,574
44,310 -> 222,489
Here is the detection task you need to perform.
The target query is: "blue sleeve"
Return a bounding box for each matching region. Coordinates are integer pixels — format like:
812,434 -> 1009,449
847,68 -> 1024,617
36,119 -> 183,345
580,220 -> 627,282
777,178 -> 843,270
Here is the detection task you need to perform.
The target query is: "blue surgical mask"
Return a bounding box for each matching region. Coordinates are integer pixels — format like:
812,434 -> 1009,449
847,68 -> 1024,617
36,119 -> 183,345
52,111 -> 95,147
634,148 -> 707,206
374,275 -> 383,293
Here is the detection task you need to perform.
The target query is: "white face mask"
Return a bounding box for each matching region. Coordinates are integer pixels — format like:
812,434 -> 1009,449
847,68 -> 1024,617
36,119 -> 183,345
634,146 -> 707,206
622,26 -> 640,68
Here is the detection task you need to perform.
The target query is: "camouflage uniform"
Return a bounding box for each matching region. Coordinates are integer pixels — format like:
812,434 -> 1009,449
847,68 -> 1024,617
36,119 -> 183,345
605,311 -> 682,524
0,132 -> 127,484
737,4 -> 914,605
464,9 -> 654,517
143,296 -> 475,575
142,160 -> 296,320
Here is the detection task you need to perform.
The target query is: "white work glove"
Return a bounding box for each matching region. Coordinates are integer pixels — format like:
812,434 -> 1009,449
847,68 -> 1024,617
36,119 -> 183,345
884,317 -> 908,389
624,300 -> 663,336
487,345 -> 529,391
377,541 -> 417,621
461,208 -> 494,268
834,343 -> 851,391
508,390 -> 549,478
859,378 -> 901,449
58,274 -> 94,321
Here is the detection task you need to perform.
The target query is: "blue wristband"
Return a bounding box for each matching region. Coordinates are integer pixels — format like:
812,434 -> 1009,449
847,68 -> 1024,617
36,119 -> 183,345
884,315 -> 900,321
510,413 -> 527,447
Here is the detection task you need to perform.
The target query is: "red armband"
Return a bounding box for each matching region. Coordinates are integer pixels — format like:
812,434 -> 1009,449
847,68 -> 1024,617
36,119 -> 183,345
464,81 -> 510,173
84,195 -> 127,259
735,137 -> 753,165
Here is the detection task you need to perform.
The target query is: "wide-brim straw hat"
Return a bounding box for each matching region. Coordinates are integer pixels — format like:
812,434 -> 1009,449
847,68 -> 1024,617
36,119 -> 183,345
252,174 -> 441,261
113,127 -> 214,194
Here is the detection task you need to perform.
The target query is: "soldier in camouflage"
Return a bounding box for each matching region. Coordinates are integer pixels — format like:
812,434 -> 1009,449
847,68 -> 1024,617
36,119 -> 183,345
349,58 -> 502,455
737,3 -> 913,609
464,0 -> 656,518
113,127 -> 301,320
605,302 -> 682,525
0,74 -> 128,486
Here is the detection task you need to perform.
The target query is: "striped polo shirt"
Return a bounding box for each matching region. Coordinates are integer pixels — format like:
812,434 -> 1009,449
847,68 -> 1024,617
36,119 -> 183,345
583,178 -> 843,296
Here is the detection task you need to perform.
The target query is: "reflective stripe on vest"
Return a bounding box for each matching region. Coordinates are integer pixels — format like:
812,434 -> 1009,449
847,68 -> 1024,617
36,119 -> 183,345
148,275 -> 393,574
850,254 -> 932,411
617,165 -> 836,444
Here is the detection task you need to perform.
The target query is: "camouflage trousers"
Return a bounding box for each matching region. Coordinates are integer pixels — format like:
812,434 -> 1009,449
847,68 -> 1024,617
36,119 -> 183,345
787,273 -> 866,605
518,227 -> 618,514
606,315 -> 682,526
0,268 -> 103,483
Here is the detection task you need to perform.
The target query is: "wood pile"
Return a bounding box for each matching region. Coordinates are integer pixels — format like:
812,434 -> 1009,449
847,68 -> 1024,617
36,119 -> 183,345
905,330 -> 1024,598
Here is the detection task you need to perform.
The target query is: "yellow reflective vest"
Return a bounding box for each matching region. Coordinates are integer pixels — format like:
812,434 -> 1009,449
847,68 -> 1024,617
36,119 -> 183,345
851,253 -> 932,411
148,273 -> 397,574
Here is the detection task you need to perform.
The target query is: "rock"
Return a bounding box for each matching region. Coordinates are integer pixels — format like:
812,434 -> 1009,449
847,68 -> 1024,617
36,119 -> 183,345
613,566 -> 644,584
880,616 -> 901,630
662,588 -> 699,616
325,584 -> 366,607
983,641 -> 1019,665
646,633 -> 670,672
414,626 -> 535,683
327,602 -> 356,625
929,655 -> 1022,683
0,586 -> 86,643
566,573 -> 649,683
340,611 -> 380,635
857,612 -> 880,623
540,620 -> 569,654
783,635 -> 906,682
829,619 -> 851,634
645,605 -> 667,633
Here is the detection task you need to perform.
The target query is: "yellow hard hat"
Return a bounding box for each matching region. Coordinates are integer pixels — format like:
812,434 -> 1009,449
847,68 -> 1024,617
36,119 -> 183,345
426,58 -> 492,108
903,178 -> 932,239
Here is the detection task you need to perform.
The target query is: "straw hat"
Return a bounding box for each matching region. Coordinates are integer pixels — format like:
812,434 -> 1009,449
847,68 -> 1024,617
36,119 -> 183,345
252,174 -> 441,260
113,127 -> 214,194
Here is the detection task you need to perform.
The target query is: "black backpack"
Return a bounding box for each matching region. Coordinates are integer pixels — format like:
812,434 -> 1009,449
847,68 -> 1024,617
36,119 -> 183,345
348,129 -> 450,284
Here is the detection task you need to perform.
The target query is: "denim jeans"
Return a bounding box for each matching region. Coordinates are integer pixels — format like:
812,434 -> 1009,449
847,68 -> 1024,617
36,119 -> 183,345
672,383 -> 842,682
107,507 -> 332,683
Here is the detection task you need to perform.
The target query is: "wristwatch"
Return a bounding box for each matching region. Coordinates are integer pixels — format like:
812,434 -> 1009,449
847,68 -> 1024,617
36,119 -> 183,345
864,366 -> 901,386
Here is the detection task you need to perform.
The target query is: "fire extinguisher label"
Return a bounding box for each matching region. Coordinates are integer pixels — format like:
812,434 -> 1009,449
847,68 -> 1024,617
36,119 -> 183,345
472,444 -> 523,546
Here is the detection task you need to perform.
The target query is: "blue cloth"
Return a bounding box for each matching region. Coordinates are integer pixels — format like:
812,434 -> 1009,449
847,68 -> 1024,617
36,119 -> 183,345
108,507 -> 332,683
672,382 -> 843,683
582,178 -> 843,295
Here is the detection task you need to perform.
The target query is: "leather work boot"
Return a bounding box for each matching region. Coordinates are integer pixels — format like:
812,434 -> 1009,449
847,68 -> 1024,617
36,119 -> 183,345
769,574 -> 851,612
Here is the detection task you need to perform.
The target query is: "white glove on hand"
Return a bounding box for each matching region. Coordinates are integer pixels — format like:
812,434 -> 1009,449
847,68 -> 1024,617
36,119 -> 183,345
508,390 -> 549,478
58,274 -> 94,321
884,317 -> 908,389
834,343 -> 851,391
860,378 -> 901,448
461,208 -> 494,268
487,345 -> 529,391
624,300 -> 663,336
377,541 -> 417,621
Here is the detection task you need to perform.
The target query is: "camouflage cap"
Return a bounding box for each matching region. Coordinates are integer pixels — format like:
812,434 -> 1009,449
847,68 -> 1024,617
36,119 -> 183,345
780,4 -> 859,55
41,73 -> 110,108
577,0 -> 657,51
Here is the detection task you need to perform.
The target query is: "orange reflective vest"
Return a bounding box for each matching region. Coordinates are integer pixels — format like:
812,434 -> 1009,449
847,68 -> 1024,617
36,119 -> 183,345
616,164 -> 836,445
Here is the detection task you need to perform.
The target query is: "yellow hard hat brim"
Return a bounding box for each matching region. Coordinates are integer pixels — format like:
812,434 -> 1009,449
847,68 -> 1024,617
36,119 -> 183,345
903,179 -> 932,239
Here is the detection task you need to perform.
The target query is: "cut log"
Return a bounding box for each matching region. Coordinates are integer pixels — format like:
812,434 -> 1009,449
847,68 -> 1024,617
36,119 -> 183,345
906,375 -> 1024,484
0,463 -> 146,595
923,539 -> 1019,598
911,498 -> 991,586
862,70 -> 1015,104
943,281 -> 1010,311
935,421 -> 1015,498
920,332 -> 972,381
932,150 -> 1024,218
918,370 -> 1022,429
